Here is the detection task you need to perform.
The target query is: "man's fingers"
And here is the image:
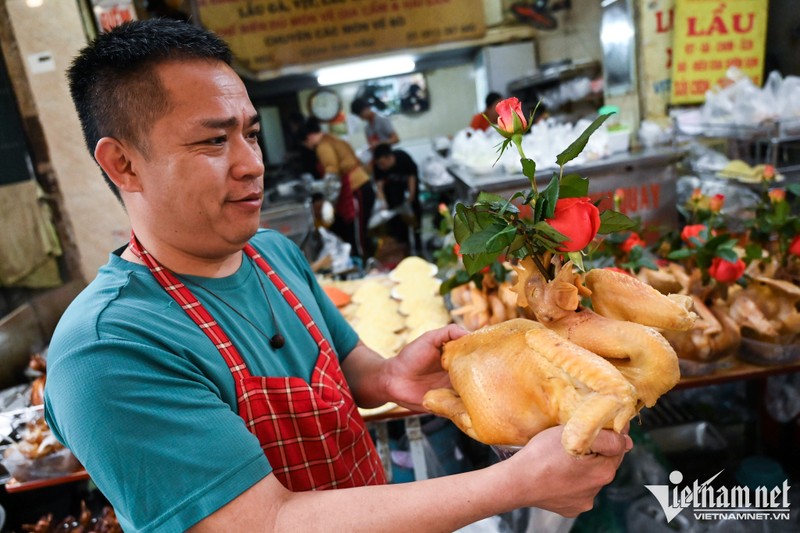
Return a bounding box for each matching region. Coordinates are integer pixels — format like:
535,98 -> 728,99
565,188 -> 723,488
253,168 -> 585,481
588,429 -> 630,457
420,324 -> 469,349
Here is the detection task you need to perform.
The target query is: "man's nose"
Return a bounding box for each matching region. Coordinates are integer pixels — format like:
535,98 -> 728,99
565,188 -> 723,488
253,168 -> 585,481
231,136 -> 264,179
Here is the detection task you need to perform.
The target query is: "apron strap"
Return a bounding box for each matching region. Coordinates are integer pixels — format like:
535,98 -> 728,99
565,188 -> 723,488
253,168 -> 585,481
128,232 -> 252,381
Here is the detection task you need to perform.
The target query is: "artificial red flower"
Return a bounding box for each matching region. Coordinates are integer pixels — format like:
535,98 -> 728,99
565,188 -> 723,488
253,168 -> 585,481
709,257 -> 746,283
681,224 -> 707,247
789,235 -> 800,257
546,197 -> 601,252
709,194 -> 725,213
621,232 -> 646,253
495,97 -> 527,135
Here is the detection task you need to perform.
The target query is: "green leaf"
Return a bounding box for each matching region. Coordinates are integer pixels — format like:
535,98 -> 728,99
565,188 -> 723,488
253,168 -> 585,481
598,210 -> 636,234
567,251 -> 585,271
787,183 -> 800,197
459,222 -> 507,254
533,220 -> 568,242
559,174 -> 590,198
476,191 -> 508,204
439,270 -> 471,295
716,248 -> 740,263
667,248 -> 694,260
463,252 -> 497,276
744,243 -> 763,262
542,175 -> 560,219
521,157 -> 537,184
489,261 -> 508,282
556,113 -> 613,167
485,225 -> 518,253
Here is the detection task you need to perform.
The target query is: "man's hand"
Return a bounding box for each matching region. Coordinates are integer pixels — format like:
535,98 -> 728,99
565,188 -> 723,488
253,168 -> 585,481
499,426 -> 632,517
380,324 -> 468,411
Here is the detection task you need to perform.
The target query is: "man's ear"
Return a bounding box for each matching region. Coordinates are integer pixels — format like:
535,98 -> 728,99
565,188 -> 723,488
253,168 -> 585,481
94,137 -> 142,193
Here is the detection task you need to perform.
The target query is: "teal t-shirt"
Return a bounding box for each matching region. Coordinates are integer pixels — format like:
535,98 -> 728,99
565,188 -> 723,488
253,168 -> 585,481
44,230 -> 359,532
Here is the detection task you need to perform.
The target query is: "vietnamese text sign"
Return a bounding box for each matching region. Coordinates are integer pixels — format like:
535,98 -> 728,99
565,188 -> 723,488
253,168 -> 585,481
670,0 -> 768,104
196,0 -> 486,75
638,0 -> 674,121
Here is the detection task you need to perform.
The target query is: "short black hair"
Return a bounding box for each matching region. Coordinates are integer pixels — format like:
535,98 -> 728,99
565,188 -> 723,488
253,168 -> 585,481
485,92 -> 503,109
350,97 -> 370,116
295,117 -> 322,145
373,143 -> 393,160
67,18 -> 232,201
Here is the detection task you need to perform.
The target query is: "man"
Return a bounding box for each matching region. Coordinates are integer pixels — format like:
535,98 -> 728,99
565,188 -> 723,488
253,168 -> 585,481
298,117 -> 374,259
45,19 -> 630,533
373,143 -> 422,254
350,97 -> 400,150
470,92 -> 503,131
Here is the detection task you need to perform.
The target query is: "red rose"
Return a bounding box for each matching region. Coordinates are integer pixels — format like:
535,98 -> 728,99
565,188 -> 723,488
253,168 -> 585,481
789,235 -> 800,257
621,232 -> 645,253
709,257 -> 746,283
496,97 -> 527,135
681,224 -> 707,247
546,197 -> 601,252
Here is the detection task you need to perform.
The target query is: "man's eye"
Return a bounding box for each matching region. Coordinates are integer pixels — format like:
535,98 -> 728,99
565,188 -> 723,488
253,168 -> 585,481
208,136 -> 227,145
247,130 -> 261,141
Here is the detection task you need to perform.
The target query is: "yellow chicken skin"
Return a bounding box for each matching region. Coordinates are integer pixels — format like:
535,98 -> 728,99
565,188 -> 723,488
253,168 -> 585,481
422,319 -> 636,455
585,268 -> 697,331
512,261 -> 688,409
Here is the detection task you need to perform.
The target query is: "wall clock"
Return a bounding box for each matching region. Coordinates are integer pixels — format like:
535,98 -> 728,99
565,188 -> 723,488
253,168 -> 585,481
308,88 -> 342,122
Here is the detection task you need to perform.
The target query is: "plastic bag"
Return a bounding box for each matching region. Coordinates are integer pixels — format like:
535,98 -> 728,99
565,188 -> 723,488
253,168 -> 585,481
765,374 -> 800,423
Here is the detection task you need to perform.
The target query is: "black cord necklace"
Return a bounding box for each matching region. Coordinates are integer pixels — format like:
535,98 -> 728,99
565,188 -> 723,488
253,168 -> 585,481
177,257 -> 285,349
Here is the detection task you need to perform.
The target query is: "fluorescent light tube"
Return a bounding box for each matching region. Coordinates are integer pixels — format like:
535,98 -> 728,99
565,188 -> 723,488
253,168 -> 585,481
317,56 -> 416,86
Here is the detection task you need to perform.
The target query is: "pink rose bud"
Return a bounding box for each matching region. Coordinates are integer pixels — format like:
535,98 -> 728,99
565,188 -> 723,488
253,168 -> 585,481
438,203 -> 449,215
763,165 -> 775,181
495,97 -> 527,135
768,188 -> 786,203
613,188 -> 625,202
709,194 -> 725,213
691,188 -> 704,202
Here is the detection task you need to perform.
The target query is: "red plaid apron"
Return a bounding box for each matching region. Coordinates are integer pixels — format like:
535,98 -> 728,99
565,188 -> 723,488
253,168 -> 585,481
129,234 -> 386,491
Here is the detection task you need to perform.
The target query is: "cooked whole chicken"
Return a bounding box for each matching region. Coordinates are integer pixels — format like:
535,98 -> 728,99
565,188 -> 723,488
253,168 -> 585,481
422,319 -> 637,455
514,260 -> 692,409
426,259 -> 695,455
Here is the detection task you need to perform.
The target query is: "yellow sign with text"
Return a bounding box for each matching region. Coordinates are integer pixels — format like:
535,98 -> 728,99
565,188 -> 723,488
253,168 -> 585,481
195,0 -> 486,76
670,0 -> 768,104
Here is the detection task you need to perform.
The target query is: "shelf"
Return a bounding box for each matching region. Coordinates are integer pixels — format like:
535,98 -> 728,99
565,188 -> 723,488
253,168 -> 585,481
365,356 -> 800,424
4,468 -> 89,494
7,357 -> 798,493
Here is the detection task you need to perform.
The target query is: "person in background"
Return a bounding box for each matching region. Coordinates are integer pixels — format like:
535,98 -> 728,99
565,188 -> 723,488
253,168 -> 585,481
45,19 -> 631,533
373,143 -> 422,255
470,91 -> 503,131
298,117 -> 375,259
350,96 -> 400,150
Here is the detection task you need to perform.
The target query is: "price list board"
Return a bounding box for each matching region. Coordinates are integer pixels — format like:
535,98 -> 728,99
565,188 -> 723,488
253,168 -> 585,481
195,0 -> 485,75
670,0 -> 768,105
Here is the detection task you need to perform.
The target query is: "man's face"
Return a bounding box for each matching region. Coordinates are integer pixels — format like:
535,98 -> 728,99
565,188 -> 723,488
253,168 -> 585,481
375,154 -> 394,172
127,60 -> 264,258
